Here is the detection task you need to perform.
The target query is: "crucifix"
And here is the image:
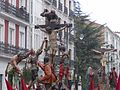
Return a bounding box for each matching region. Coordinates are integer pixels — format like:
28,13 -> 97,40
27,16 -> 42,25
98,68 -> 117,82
35,9 -> 72,64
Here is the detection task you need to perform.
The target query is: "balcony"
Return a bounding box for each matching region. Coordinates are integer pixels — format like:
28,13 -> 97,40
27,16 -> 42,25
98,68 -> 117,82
64,6 -> 68,15
0,1 -> 29,22
52,0 -> 57,7
58,2 -> 62,11
69,9 -> 74,17
0,41 -> 28,55
44,0 -> 52,4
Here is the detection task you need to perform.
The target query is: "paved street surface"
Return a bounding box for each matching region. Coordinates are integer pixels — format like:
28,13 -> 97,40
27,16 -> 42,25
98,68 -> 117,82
71,83 -> 82,90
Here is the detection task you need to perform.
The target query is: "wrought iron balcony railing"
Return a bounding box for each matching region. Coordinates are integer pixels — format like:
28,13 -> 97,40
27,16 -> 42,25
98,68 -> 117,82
48,0 -> 52,2
44,0 -> 52,4
0,41 -> 28,55
58,2 -> 62,11
52,0 -> 57,7
64,6 -> 68,15
0,1 -> 29,22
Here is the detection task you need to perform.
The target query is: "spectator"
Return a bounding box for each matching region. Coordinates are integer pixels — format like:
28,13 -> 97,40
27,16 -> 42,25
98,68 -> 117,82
20,6 -> 24,14
86,67 -> 94,90
109,67 -> 118,90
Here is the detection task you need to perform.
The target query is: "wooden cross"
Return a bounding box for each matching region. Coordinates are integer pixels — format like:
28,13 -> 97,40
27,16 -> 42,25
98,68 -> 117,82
34,9 -> 72,64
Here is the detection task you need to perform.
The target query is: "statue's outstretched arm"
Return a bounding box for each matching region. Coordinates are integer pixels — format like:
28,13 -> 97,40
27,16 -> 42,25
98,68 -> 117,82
36,40 -> 45,56
22,50 -> 32,59
54,25 -> 67,32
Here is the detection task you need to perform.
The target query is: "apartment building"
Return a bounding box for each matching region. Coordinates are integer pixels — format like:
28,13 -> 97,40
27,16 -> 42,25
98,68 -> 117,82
0,0 -> 30,89
103,27 -> 120,75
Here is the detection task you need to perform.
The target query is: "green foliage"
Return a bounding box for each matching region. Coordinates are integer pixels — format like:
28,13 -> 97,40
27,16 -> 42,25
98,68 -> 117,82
74,11 -> 104,89
23,67 -> 32,84
8,69 -> 15,86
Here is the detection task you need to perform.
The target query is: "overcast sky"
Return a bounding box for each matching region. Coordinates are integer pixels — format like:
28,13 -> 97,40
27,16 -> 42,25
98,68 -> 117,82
78,0 -> 120,32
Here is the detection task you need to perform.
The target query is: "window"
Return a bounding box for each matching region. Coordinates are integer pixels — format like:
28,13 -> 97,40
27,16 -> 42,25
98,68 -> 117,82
29,29 -> 32,49
0,25 -> 3,42
10,0 -> 16,6
34,34 -> 40,49
112,37 -> 115,45
105,32 -> 108,43
9,28 -> 15,45
0,74 -> 2,90
64,21 -> 68,48
19,32 -> 25,48
0,28 -> 1,41
20,0 -> 25,7
69,49 -> 71,59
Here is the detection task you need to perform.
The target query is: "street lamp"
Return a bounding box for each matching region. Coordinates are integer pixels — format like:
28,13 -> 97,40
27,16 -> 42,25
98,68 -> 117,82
75,34 -> 84,90
79,34 -> 84,40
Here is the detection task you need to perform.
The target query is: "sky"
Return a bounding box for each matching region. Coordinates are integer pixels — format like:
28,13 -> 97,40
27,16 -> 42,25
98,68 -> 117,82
78,0 -> 120,32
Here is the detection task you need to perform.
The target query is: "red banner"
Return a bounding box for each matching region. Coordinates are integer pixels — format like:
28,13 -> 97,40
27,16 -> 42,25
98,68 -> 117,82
21,78 -> 28,90
5,78 -> 13,90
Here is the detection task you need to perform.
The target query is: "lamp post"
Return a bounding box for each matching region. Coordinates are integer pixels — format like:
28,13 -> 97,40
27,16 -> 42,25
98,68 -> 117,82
79,34 -> 84,40
75,34 -> 84,90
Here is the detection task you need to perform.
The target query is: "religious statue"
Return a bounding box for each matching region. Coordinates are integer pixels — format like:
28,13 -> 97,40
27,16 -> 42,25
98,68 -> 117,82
40,9 -> 58,30
5,50 -> 32,86
27,39 -> 45,89
37,55 -> 57,90
35,9 -> 72,64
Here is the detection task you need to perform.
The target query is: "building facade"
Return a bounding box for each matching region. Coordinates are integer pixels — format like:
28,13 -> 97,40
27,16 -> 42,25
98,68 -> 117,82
103,27 -> 120,75
0,0 -> 30,89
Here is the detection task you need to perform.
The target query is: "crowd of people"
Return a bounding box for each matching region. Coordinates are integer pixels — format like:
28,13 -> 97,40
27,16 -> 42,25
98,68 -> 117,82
85,66 -> 120,90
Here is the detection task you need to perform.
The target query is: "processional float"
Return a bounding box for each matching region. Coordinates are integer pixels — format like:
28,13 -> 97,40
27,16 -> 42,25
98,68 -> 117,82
5,9 -> 72,90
